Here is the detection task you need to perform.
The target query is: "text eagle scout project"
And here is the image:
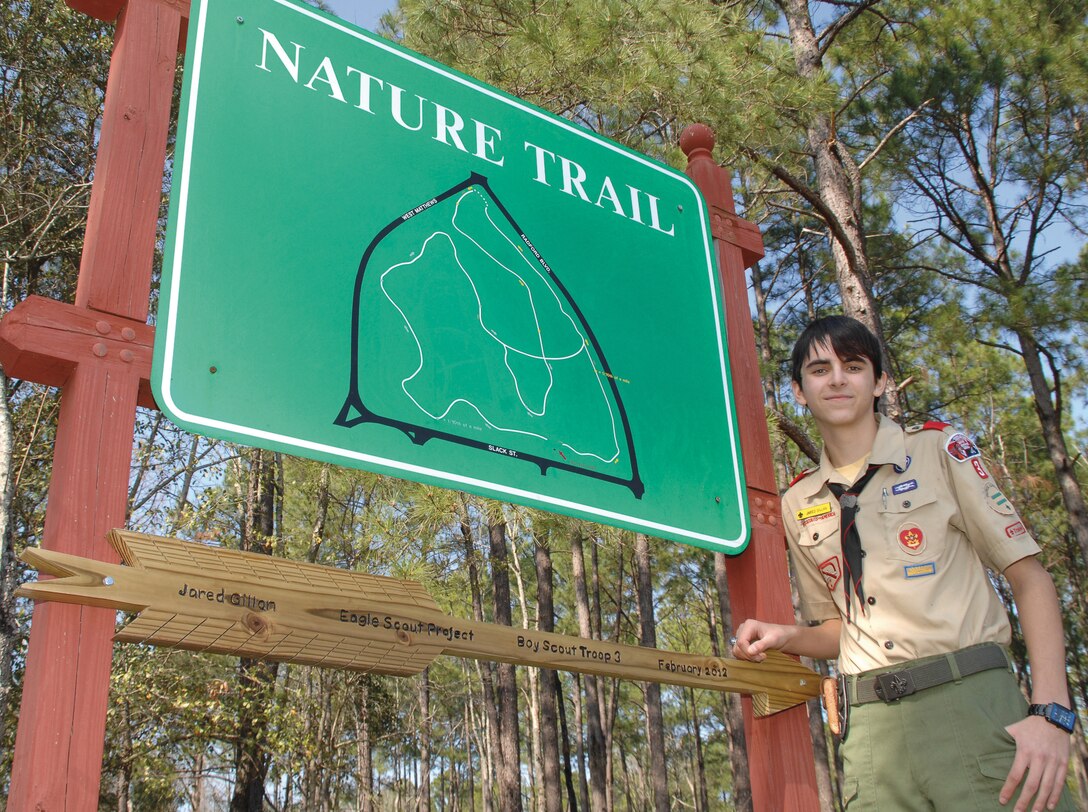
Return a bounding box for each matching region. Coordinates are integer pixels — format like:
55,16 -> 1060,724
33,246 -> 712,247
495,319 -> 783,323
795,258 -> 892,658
18,532 -> 820,716
154,0 -> 751,553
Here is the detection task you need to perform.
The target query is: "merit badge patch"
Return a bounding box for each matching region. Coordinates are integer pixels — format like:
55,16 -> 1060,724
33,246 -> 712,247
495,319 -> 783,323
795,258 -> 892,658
797,502 -> 833,523
903,562 -> 937,579
894,456 -> 912,474
897,524 -> 926,555
1005,521 -> 1027,538
892,480 -> 918,495
945,432 -> 981,462
818,556 -> 842,591
971,459 -> 989,479
985,484 -> 1015,515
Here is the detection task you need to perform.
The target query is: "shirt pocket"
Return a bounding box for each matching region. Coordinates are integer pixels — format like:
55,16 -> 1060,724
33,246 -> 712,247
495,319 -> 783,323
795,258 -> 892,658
796,520 -> 843,571
878,486 -> 939,563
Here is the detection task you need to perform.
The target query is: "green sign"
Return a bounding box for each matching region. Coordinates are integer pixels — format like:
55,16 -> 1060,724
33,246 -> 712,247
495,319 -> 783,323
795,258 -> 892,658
154,0 -> 750,553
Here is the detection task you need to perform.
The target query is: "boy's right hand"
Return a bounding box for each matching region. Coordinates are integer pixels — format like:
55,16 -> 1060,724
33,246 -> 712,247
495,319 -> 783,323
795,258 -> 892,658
731,619 -> 793,662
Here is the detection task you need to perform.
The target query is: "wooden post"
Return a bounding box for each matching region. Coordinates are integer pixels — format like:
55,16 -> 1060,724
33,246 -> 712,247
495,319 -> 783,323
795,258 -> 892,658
682,124 -> 821,810
3,1 -> 181,808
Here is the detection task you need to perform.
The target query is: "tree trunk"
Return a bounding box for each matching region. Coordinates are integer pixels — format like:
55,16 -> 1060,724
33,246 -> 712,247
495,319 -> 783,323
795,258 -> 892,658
356,679 -> 374,812
508,532 -> 543,811
1069,704 -> 1088,812
687,687 -> 709,812
308,463 -> 331,563
231,658 -> 279,812
596,539 -> 618,811
572,674 -> 589,811
488,518 -> 523,812
0,368 -> 19,745
633,533 -> 669,812
555,672 -> 580,812
461,504 -> 501,812
775,0 -> 901,419
1014,328 -> 1088,565
571,531 -> 608,812
230,449 -> 281,812
116,697 -> 133,812
713,554 -> 753,812
193,751 -> 206,812
532,538 -> 563,812
463,693 -> 475,812
418,667 -> 432,812
805,656 -> 838,810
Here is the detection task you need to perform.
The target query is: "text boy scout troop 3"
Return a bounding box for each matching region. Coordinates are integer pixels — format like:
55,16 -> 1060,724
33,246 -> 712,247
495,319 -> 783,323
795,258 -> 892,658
732,316 -> 1076,812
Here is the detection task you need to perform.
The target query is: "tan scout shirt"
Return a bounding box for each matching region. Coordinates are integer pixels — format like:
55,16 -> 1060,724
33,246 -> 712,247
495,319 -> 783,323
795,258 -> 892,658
783,415 -> 1040,675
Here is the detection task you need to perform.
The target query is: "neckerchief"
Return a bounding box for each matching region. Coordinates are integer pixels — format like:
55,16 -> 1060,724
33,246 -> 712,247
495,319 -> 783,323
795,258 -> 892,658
828,464 -> 882,622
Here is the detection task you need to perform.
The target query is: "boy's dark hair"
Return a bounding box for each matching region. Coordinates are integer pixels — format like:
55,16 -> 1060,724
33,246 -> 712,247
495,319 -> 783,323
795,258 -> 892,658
790,315 -> 884,385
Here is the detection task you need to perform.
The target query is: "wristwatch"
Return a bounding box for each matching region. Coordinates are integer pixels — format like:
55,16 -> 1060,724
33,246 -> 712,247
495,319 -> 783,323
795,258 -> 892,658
1027,702 -> 1077,733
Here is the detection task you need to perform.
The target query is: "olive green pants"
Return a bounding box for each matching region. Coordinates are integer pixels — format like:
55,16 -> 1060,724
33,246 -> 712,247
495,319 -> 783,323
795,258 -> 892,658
840,655 -> 1076,811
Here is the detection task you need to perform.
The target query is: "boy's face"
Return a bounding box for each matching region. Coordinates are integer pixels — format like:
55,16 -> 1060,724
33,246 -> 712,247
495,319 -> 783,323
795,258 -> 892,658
792,340 -> 887,430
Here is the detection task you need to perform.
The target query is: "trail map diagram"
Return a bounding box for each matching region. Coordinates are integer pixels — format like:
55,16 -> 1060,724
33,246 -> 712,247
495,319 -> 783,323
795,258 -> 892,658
336,174 -> 643,497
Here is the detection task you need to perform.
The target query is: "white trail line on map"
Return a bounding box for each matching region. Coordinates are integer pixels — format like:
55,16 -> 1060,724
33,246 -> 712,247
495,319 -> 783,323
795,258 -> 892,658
379,187 -> 621,465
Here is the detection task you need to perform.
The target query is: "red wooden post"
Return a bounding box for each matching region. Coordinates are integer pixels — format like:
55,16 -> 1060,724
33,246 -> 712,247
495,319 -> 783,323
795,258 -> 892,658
682,124 -> 821,810
3,1 -> 181,808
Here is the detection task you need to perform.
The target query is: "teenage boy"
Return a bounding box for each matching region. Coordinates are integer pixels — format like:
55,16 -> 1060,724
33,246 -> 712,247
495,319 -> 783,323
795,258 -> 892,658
732,316 -> 1075,812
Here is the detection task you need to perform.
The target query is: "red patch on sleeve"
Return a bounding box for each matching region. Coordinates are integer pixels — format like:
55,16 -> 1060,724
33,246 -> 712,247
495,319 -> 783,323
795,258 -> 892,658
922,420 -> 951,431
818,556 -> 842,591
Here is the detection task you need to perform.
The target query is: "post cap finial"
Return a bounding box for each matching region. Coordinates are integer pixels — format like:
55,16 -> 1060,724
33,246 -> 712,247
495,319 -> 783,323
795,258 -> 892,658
680,124 -> 716,157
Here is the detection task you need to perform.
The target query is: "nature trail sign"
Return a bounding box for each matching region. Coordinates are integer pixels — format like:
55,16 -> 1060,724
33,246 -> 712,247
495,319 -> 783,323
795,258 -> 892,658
18,532 -> 820,716
155,0 -> 749,552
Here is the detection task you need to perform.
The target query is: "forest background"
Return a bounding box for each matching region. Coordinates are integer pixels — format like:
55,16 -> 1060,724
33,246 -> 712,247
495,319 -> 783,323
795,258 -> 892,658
2,0 -> 1087,809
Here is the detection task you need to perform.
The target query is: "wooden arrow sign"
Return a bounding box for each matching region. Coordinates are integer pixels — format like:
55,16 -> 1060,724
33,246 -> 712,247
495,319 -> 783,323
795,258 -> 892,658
17,530 -> 819,716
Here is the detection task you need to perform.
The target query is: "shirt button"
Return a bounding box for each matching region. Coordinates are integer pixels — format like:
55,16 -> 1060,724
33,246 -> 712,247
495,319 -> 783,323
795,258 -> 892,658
902,500 -> 912,508
884,641 -> 895,650
867,596 -> 876,606
813,532 -> 820,540
860,549 -> 867,558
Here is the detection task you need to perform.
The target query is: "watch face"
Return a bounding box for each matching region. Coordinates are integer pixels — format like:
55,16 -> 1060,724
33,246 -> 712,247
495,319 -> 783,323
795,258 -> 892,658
1047,704 -> 1077,733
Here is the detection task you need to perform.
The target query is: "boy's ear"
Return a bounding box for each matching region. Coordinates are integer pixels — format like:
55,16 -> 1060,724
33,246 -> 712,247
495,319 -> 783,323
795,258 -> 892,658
873,371 -> 888,398
791,378 -> 807,407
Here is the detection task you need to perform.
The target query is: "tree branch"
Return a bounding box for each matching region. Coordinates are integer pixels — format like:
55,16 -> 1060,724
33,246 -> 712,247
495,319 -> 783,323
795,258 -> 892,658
773,408 -> 821,464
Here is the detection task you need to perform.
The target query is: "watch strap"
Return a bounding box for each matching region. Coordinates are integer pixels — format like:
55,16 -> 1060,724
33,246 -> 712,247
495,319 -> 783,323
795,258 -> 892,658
1028,702 -> 1076,733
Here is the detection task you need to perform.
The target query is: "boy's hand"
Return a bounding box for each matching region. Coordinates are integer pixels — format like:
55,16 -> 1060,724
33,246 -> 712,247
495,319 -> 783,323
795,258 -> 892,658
731,619 -> 793,662
1000,715 -> 1071,812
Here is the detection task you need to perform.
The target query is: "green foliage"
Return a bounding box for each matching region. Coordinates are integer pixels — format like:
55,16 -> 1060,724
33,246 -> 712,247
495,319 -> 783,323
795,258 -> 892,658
1,0 -> 112,303
397,0 -> 821,166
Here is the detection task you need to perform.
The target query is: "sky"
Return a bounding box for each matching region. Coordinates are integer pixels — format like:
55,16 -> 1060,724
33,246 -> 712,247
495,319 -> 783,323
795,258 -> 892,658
323,0 -> 394,31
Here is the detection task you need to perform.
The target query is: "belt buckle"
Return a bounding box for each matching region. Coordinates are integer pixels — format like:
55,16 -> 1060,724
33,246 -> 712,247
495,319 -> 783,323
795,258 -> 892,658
874,670 -> 915,702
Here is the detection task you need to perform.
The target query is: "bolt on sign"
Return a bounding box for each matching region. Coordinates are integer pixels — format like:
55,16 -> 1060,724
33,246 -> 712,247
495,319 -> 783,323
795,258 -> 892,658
155,0 -> 750,553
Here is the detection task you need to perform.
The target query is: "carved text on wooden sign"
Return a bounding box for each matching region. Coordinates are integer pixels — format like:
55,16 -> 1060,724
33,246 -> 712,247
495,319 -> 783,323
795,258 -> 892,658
18,530 -> 819,715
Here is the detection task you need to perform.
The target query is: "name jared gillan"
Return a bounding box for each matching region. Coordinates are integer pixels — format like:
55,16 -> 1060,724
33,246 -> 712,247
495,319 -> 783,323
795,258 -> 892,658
178,583 -> 277,612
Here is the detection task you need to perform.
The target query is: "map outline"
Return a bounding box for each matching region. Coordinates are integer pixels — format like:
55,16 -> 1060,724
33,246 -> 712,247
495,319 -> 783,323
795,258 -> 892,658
335,173 -> 645,498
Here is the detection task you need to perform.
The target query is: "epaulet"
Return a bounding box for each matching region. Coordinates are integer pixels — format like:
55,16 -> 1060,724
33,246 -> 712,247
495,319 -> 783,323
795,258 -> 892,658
788,468 -> 815,487
906,420 -> 951,433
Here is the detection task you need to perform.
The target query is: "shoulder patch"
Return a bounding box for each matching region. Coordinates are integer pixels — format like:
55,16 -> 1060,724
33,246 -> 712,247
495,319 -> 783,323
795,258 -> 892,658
944,431 -> 981,462
789,468 -> 815,487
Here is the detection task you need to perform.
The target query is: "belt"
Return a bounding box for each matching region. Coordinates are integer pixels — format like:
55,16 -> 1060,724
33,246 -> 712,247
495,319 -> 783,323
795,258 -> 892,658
850,643 -> 1010,705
